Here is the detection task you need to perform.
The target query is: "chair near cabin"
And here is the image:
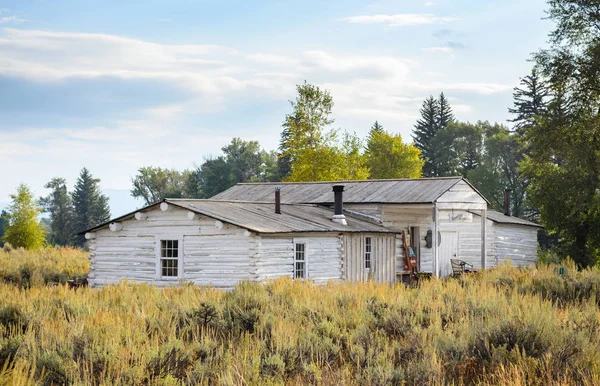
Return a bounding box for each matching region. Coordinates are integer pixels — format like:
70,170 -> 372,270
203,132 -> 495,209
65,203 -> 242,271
450,259 -> 474,276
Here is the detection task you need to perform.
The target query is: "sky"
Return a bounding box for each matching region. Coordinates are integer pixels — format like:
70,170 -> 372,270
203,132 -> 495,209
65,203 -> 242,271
0,0 -> 552,216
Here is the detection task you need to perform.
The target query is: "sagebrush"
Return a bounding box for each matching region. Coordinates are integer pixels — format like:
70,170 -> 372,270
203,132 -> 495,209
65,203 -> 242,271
0,249 -> 598,385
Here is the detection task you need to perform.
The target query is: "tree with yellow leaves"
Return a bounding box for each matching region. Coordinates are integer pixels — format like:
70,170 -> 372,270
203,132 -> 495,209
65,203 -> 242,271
365,123 -> 424,179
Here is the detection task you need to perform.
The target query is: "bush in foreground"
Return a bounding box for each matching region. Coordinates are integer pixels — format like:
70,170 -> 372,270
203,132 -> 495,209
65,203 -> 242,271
0,247 -> 88,287
0,261 -> 597,384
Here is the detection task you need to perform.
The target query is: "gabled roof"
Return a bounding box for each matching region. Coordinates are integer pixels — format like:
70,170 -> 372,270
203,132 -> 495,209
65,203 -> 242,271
484,210 -> 543,228
83,199 -> 393,235
212,177 -> 487,204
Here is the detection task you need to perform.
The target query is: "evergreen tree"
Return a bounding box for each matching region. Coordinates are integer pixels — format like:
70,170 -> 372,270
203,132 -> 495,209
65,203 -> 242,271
40,177 -> 75,246
72,168 -> 110,246
412,96 -> 439,177
508,68 -> 549,135
3,184 -> 45,249
437,92 -> 454,130
0,210 -> 8,247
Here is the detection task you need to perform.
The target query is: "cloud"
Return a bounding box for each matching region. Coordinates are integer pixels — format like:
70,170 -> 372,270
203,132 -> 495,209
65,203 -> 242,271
0,27 -> 513,203
0,16 -> 26,24
343,14 -> 458,27
424,2 -> 436,6
423,46 -> 454,54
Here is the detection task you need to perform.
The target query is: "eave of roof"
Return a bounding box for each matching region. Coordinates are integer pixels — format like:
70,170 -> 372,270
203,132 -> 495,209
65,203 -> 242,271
81,199 -> 394,235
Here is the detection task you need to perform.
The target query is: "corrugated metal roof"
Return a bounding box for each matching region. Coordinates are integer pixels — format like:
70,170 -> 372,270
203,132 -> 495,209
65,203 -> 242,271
83,199 -> 393,234
485,210 -> 543,228
212,177 -> 465,204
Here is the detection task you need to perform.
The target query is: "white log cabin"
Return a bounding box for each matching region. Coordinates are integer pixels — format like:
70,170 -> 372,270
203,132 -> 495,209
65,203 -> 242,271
84,178 -> 541,288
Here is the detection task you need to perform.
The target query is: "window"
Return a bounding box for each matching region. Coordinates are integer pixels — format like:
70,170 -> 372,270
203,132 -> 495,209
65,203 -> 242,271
160,240 -> 179,278
294,243 -> 306,279
365,237 -> 372,269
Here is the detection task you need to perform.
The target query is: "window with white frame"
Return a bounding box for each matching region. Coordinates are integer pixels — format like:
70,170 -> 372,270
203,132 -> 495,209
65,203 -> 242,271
365,237 -> 372,269
294,243 -> 306,279
160,240 -> 179,278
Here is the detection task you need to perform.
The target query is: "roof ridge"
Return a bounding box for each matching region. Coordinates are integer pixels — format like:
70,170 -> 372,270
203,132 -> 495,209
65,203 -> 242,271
234,177 -> 465,185
165,199 -> 317,206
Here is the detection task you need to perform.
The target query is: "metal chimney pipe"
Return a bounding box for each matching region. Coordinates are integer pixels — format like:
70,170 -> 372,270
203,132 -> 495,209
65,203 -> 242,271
504,189 -> 512,216
275,186 -> 281,214
332,185 -> 347,225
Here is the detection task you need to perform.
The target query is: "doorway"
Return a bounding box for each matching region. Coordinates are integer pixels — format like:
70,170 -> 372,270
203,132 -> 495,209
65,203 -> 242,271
439,230 -> 458,277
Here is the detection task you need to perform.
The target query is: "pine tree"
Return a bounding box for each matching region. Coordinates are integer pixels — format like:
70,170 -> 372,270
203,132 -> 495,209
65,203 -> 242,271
40,177 -> 75,246
508,68 -> 549,135
412,96 -> 439,177
437,92 -> 454,130
3,184 -> 45,249
72,168 -> 110,246
366,121 -> 385,153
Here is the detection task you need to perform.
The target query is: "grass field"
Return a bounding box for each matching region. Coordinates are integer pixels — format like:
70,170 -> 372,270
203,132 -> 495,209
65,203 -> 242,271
0,248 -> 599,385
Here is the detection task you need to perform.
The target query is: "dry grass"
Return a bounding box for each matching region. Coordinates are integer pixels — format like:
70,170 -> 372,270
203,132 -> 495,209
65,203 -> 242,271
0,249 -> 598,385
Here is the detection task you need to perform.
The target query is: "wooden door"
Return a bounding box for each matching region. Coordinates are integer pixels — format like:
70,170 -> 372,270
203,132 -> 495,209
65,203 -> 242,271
439,230 -> 458,277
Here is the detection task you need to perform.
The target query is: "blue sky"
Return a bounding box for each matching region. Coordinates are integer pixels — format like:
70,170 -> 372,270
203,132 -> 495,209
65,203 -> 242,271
0,0 -> 551,216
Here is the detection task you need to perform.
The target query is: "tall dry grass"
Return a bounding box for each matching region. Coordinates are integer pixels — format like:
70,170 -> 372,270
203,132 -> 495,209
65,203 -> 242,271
0,248 -> 88,288
0,250 -> 598,385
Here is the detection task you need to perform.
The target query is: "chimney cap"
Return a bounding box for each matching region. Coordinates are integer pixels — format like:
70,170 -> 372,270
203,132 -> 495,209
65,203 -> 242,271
275,186 -> 281,192
332,185 -> 344,192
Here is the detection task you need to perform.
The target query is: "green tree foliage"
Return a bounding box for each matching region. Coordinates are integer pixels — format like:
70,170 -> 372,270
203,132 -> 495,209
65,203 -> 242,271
508,68 -> 549,136
365,130 -> 423,179
3,185 -> 45,249
72,168 -> 110,246
467,123 -> 528,217
0,210 -> 7,247
413,93 -> 454,177
131,167 -> 189,205
196,156 -> 237,198
448,121 -> 485,177
519,0 -> 600,267
40,178 -> 75,246
281,82 -> 369,182
412,96 -> 439,177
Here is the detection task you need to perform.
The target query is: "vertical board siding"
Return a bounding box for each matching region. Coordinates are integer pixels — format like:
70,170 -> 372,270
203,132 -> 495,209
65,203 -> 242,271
437,210 -> 495,270
343,234 -> 395,284
89,206 -> 255,288
380,206 -> 434,274
494,225 -> 538,267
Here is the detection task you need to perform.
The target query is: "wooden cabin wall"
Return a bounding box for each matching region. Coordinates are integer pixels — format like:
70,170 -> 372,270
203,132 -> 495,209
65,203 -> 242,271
494,224 -> 538,267
380,206 -> 434,273
437,210 -> 496,270
89,206 -> 256,288
256,234 -> 343,284
342,233 -> 396,284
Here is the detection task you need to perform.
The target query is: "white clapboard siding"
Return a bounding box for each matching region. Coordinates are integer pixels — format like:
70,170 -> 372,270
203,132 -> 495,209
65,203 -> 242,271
183,234 -> 258,288
494,224 -> 538,267
255,236 -> 295,281
343,234 -> 396,283
88,206 -> 253,288
436,180 -> 487,210
438,209 -> 495,270
295,235 -> 343,284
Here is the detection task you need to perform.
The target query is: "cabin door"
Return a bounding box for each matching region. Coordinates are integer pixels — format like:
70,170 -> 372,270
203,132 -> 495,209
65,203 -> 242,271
439,230 -> 458,277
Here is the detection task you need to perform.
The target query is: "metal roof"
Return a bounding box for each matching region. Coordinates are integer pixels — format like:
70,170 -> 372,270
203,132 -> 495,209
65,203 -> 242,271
484,210 -> 543,228
83,199 -> 393,235
212,177 -> 469,204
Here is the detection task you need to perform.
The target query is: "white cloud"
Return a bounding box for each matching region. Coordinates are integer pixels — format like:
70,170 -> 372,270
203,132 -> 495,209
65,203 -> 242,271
343,14 -> 457,27
423,46 -> 454,54
0,16 -> 26,24
0,27 -> 513,203
424,2 -> 436,6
